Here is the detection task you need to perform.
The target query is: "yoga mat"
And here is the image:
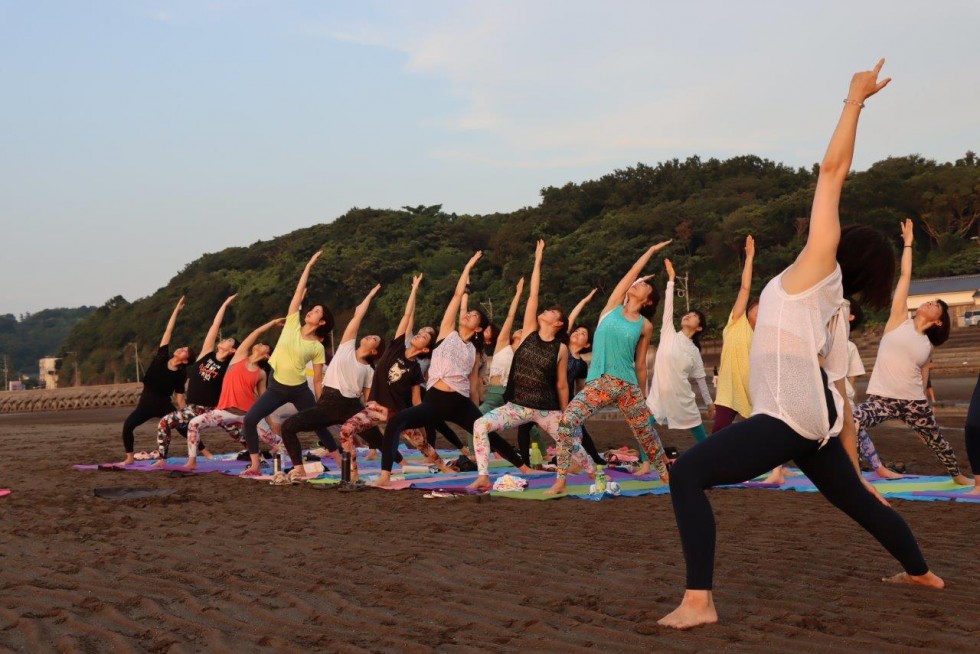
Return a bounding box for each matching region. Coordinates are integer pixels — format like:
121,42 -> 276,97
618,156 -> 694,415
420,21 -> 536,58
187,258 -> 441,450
0,489 -> 10,498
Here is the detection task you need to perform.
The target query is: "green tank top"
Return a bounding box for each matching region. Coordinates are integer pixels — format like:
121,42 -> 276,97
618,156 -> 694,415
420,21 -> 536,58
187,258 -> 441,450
587,305 -> 644,385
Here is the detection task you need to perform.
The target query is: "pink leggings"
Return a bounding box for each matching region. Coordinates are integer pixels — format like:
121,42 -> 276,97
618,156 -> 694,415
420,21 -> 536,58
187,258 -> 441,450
339,401 -> 434,476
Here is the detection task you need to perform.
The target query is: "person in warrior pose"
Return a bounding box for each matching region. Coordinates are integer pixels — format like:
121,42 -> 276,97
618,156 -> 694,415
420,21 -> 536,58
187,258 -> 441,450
154,294 -> 239,463
239,251 -> 336,477
659,60 -> 944,631
375,252 -> 529,487
336,275 -> 449,482
966,373 -> 980,495
853,219 -> 971,485
468,241 -> 595,490
279,284 -> 387,482
546,241 -> 673,495
182,318 -> 286,470
118,297 -> 194,466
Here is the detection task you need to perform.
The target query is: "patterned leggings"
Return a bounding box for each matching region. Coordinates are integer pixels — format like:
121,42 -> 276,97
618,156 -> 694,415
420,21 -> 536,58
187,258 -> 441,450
556,375 -> 667,479
158,404 -> 212,458
474,403 -> 595,477
186,409 -> 281,459
853,394 -> 961,477
339,402 -> 431,476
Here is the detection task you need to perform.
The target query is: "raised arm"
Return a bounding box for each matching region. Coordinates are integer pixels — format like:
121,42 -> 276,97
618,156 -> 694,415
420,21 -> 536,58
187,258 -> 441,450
288,251 -> 322,316
520,240 -> 546,338
200,294 -> 237,358
160,296 -> 185,347
662,259 -> 677,334
232,318 -> 285,365
886,219 -> 914,331
396,275 -> 423,339
496,277 -> 525,354
568,289 -> 597,332
602,241 -> 672,315
342,284 -> 382,344
731,236 -> 755,320
439,252 -> 482,340
783,59 -> 890,294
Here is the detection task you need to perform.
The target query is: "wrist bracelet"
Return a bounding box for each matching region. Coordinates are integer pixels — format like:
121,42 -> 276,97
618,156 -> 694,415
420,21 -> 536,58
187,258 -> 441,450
843,99 -> 865,108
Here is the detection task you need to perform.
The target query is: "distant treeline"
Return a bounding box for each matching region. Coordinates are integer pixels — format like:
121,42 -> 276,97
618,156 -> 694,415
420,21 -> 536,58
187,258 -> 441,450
61,152 -> 979,385
0,308 -> 95,383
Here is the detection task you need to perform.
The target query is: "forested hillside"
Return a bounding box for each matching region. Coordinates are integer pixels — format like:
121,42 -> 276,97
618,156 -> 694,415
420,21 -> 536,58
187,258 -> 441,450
61,152 -> 980,385
0,308 -> 95,383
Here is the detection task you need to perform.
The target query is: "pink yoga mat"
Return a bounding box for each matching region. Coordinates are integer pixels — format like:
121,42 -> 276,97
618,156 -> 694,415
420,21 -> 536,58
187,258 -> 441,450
0,489 -> 11,497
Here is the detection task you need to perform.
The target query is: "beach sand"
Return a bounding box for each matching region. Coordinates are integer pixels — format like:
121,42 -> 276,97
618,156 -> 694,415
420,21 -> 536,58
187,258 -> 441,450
0,408 -> 977,652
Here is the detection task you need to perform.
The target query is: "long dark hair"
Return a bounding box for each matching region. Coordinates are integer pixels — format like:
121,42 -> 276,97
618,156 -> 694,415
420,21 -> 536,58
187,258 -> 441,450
690,310 -> 707,351
467,308 -> 490,354
837,225 -> 895,309
638,282 -> 660,320
543,305 -> 569,343
925,300 -> 951,347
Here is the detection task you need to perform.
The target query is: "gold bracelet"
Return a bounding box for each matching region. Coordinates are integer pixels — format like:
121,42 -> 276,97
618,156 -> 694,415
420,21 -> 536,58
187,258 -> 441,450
843,99 -> 865,108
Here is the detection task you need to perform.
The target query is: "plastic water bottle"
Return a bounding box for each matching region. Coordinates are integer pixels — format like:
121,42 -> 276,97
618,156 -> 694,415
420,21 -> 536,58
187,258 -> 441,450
590,465 -> 607,501
529,443 -> 544,469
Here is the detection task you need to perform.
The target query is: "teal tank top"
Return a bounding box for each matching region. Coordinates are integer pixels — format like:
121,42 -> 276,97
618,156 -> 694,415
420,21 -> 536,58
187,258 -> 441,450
587,305 -> 644,385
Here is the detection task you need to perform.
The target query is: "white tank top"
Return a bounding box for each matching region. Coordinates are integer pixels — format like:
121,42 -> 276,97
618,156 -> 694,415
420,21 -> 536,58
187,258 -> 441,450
488,346 -> 515,385
426,331 -> 476,396
749,266 -> 850,442
866,319 -> 930,401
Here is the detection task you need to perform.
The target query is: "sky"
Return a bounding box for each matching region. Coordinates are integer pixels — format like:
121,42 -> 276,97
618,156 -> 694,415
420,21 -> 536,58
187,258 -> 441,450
1,0 -> 977,316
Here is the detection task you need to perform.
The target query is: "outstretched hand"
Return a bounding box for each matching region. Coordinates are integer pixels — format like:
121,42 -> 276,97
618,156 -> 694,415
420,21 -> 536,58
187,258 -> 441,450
848,58 -> 891,104
306,250 -> 323,267
175,296 -> 186,312
516,277 -> 526,293
368,283 -> 382,298
744,235 -> 755,258
223,294 -> 238,306
269,318 -> 286,328
901,219 -> 914,247
535,239 -> 545,258
664,259 -> 676,281
412,273 -> 424,288
585,288 -> 598,302
649,240 -> 672,254
465,251 -> 483,269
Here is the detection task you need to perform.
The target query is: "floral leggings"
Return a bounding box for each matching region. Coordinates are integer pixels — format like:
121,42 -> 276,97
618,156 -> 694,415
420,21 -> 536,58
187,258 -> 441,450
186,409 -> 281,459
158,404 -> 213,459
339,401 -> 432,476
473,402 -> 595,477
556,374 -> 668,479
853,394 -> 962,477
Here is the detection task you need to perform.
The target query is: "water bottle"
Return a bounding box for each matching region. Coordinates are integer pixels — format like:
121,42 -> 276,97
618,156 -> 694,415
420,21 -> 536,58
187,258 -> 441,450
590,465 -> 607,501
341,451 -> 351,483
529,443 -> 544,469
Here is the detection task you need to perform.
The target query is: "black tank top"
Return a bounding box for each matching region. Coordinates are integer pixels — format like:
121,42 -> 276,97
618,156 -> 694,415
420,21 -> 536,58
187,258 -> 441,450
505,331 -> 561,411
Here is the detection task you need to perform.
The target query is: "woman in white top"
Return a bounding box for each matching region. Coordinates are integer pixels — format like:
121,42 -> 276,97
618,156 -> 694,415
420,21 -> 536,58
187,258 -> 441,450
646,258 -> 715,442
279,285 -> 384,482
479,278 -> 525,414
659,61 -> 943,631
853,219 -> 970,485
375,252 -> 530,486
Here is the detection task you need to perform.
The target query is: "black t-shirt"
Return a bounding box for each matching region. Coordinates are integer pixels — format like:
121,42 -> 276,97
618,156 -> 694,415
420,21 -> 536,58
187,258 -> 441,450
370,336 -> 424,414
505,331 -> 561,411
567,355 -> 588,390
141,345 -> 187,403
185,351 -> 230,407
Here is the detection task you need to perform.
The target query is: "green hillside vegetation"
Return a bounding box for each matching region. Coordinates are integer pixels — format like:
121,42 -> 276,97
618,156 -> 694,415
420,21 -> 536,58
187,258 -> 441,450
62,152 -> 980,385
0,307 -> 96,383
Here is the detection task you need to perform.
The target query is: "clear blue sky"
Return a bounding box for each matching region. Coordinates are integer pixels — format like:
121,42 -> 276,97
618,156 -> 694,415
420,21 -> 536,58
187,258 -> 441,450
2,0 -> 977,315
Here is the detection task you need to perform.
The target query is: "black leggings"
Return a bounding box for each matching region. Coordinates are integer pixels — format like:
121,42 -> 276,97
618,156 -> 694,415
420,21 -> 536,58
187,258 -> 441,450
425,420 -> 465,450
280,387 -> 372,466
243,378 -> 338,457
122,397 -> 174,453
668,413 -> 929,590
382,387 -> 523,472
966,373 -> 980,475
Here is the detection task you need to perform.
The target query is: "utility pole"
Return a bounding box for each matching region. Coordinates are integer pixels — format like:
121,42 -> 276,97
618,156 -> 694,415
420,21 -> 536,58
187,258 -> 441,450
128,342 -> 141,383
2,355 -> 7,389
676,273 -> 691,313
66,351 -> 80,387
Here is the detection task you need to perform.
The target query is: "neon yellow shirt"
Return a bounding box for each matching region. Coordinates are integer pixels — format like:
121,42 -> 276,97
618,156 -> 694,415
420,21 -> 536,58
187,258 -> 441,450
267,312 -> 326,386
715,312 -> 753,419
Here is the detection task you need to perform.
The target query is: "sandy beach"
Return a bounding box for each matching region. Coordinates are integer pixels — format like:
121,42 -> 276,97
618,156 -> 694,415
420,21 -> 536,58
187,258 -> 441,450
0,408 -> 977,652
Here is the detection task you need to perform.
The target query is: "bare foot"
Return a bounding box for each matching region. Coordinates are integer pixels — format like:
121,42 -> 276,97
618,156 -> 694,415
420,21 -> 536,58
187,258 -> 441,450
763,467 -> 785,485
882,571 -> 945,589
372,471 -> 393,487
150,459 -> 167,469
952,474 -> 973,486
518,464 -> 535,475
118,455 -> 136,467
200,448 -> 215,460
657,590 -> 718,630
875,466 -> 904,480
966,482 -> 980,495
634,461 -> 651,476
364,449 -> 378,461
543,479 -> 567,496
466,475 -> 492,491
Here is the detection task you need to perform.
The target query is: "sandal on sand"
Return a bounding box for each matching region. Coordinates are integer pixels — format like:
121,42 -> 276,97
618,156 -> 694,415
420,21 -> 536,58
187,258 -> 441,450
269,471 -> 295,486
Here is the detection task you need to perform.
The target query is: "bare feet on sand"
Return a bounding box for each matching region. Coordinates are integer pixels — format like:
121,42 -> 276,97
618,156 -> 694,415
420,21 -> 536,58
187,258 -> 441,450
658,590 -> 718,630
543,479 -> 567,496
635,461 -> 650,476
466,475 -> 492,491
372,471 -> 393,487
763,467 -> 786,485
150,459 -> 167,468
882,571 -> 945,589
364,449 -> 378,461
875,465 -> 904,480
952,474 -> 973,486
